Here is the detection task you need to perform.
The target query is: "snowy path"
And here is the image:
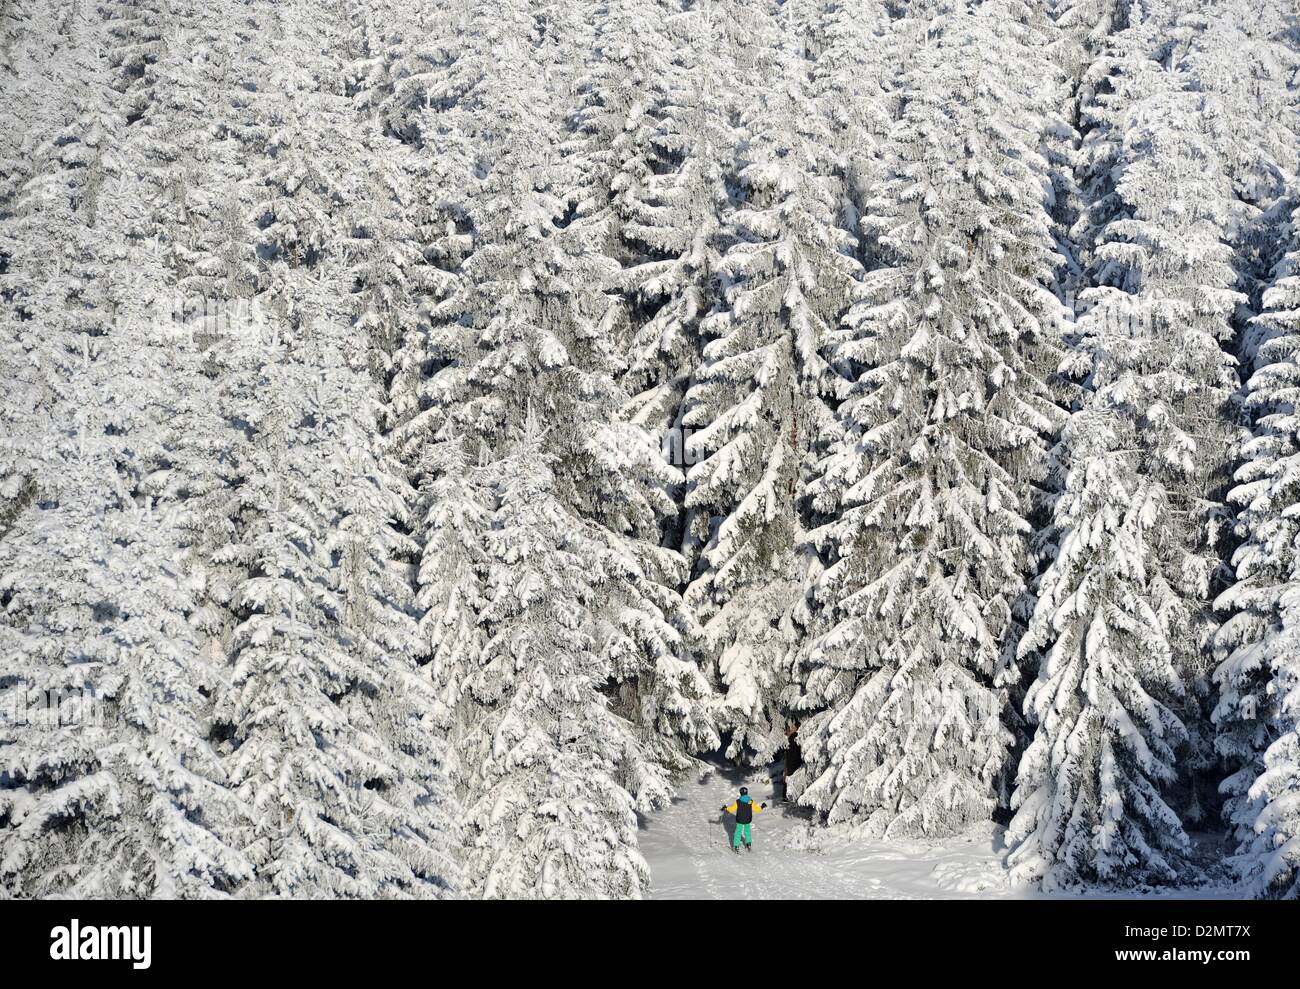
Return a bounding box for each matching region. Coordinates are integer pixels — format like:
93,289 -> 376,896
639,763 -> 1022,900
639,763 -> 1244,900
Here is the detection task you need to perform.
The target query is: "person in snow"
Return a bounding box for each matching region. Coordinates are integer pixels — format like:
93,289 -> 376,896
721,787 -> 766,852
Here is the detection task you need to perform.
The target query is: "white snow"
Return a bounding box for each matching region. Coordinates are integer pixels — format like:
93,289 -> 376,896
640,764 -> 1246,900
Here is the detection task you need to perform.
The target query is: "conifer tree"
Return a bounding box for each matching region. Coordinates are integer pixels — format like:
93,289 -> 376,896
0,1 -> 251,897
793,7 -> 1066,836
1009,9 -> 1245,885
681,4 -> 862,762
1215,205 -> 1300,899
417,0 -> 714,895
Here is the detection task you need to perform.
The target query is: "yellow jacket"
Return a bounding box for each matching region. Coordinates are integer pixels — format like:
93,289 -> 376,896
723,798 -> 763,815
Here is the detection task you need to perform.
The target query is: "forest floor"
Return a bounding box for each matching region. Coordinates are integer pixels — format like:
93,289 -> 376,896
638,760 -> 1244,900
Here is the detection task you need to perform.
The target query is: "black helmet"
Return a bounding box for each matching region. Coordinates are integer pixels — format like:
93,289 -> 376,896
739,787 -> 749,796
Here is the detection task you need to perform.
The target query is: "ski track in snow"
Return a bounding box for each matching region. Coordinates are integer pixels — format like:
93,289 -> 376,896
639,765 -> 1245,900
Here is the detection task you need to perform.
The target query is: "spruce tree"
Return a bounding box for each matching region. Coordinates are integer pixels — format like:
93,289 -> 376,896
0,1 -> 251,896
1009,9 -> 1244,885
681,3 -> 862,762
794,7 -> 1065,837
418,0 -> 714,895
1215,204 -> 1300,899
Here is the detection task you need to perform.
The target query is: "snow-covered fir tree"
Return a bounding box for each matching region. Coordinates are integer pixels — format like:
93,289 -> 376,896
791,4 -> 1067,837
1009,6 -> 1247,886
1215,203 -> 1300,900
0,0 -> 254,897
459,416 -> 658,898
679,2 -> 864,763
1006,407 -> 1193,888
1223,598 -> 1300,900
415,0 -> 715,896
564,0 -> 731,446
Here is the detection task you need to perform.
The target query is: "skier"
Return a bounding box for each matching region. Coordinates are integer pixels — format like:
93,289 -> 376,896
720,787 -> 766,852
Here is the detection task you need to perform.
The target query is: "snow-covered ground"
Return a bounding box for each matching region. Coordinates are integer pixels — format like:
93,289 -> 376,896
639,763 -> 1244,900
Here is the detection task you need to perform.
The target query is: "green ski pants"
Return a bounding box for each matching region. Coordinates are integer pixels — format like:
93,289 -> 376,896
732,822 -> 752,848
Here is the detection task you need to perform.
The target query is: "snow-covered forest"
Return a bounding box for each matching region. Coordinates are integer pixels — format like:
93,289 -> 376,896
0,0 -> 1297,901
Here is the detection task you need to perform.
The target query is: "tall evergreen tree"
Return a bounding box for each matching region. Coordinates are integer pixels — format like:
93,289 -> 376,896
1215,204 -> 1300,899
793,5 -> 1066,836
0,0 -> 253,897
1009,8 -> 1245,885
680,2 -> 863,762
418,0 -> 714,896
